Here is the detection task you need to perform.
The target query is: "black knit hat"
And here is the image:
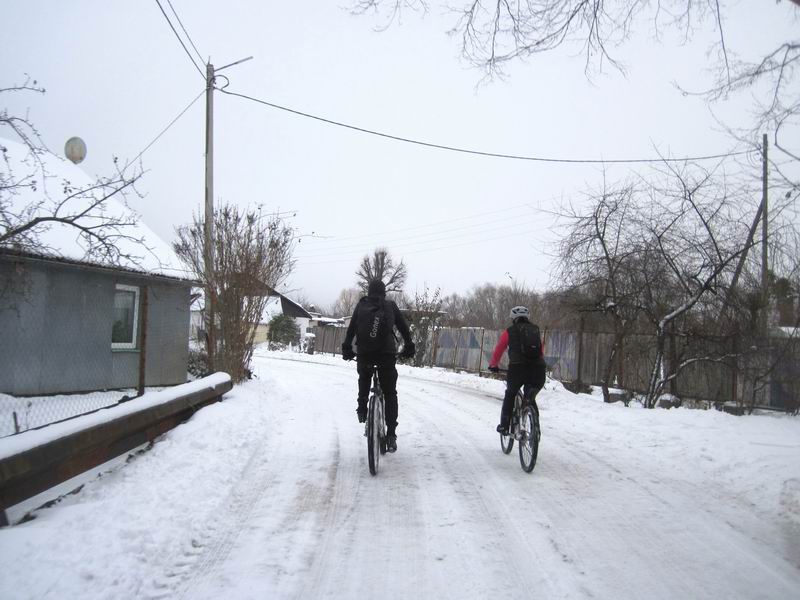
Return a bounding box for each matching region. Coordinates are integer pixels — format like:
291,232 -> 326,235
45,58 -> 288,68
367,279 -> 386,297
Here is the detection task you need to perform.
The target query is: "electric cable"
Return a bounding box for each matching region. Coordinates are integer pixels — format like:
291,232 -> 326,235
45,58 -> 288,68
166,0 -> 206,66
123,88 -> 205,173
297,216 -> 550,258
219,87 -> 752,165
294,213 -> 545,257
300,227 -> 544,265
154,0 -> 205,78
297,202 -> 538,245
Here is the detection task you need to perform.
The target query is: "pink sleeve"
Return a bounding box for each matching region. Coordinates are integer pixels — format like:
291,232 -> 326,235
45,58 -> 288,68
489,330 -> 509,368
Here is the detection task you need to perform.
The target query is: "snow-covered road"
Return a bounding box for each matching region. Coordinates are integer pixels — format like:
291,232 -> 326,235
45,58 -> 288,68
2,351 -> 799,599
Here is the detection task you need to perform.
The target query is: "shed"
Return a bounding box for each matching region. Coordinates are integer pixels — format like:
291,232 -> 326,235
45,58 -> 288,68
0,138 -> 194,395
0,251 -> 194,395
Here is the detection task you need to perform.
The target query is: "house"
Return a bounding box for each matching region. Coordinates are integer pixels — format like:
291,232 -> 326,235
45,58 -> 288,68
307,306 -> 345,330
251,293 -> 313,344
0,251 -> 194,395
0,138 -> 194,395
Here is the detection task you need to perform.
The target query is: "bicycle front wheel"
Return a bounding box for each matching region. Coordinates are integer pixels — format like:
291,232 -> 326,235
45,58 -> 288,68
367,395 -> 380,476
518,406 -> 539,473
500,429 -> 514,454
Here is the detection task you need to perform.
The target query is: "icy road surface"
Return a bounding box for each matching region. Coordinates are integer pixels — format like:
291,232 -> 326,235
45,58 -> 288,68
2,351 -> 799,599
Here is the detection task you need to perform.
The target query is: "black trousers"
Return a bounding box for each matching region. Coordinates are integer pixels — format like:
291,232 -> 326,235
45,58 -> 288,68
500,362 -> 546,427
357,353 -> 399,436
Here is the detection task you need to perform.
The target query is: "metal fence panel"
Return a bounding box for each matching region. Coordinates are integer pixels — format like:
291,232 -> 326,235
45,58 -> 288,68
308,323 -> 797,409
542,329 -> 578,381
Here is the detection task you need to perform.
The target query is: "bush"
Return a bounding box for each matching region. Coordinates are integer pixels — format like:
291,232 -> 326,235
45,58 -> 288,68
187,348 -> 209,379
267,314 -> 301,345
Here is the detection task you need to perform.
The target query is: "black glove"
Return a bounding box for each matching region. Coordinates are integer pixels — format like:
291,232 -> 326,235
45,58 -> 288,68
401,341 -> 416,359
342,344 -> 355,361
488,365 -> 499,373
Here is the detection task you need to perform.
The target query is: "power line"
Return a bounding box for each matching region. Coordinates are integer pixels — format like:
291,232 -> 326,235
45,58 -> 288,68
295,213 -> 546,257
298,217 -> 549,259
219,87 -> 752,165
124,88 -> 205,172
300,227 -> 542,266
298,202 -> 537,246
154,0 -> 205,78
166,0 -> 205,66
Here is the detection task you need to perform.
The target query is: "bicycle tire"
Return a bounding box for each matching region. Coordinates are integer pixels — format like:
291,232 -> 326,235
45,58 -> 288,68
518,405 -> 539,473
367,395 -> 380,475
500,430 -> 514,454
501,389 -> 524,454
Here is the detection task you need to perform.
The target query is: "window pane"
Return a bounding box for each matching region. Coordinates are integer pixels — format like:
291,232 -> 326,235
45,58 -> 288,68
112,290 -> 136,344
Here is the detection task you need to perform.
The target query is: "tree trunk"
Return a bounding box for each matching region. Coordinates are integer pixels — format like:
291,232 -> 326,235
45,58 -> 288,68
646,328 -> 667,408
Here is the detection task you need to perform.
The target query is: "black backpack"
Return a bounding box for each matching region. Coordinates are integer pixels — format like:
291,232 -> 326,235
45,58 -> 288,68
355,299 -> 394,353
517,321 -> 542,360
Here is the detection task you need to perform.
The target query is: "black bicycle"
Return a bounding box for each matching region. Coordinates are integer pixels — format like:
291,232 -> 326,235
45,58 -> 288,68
499,381 -> 541,473
365,368 -> 387,476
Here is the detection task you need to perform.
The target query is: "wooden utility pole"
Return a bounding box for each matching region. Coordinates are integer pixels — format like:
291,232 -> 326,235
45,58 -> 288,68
761,133 -> 769,334
720,134 -> 770,327
202,56 -> 252,374
205,61 -> 216,372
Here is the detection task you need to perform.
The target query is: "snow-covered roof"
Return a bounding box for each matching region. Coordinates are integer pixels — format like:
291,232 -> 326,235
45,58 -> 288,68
258,294 -> 312,324
312,316 -> 345,326
1,138 -> 188,279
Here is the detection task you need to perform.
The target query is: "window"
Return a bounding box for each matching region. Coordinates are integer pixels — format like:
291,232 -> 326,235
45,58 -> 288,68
112,284 -> 139,349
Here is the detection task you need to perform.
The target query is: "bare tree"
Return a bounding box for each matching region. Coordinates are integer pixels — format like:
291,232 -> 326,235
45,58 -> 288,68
557,178 -> 646,401
331,286 -> 362,317
353,2 -> 797,80
355,247 -> 407,293
1,79 -> 147,266
353,2 -> 800,176
558,162 -> 763,407
407,284 -> 445,367
173,205 -> 295,382
443,281 -> 540,329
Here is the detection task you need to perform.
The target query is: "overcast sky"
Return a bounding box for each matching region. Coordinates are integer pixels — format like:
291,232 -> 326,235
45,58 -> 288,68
2,1 -> 796,309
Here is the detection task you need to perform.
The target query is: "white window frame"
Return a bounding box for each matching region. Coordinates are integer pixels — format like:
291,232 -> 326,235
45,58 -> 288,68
112,284 -> 140,350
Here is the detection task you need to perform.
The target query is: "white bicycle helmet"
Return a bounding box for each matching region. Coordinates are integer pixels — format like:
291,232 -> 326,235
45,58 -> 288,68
510,306 -> 529,319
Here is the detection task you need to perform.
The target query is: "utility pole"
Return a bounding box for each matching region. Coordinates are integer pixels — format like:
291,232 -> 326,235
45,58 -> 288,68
204,61 -> 216,372
761,133 -> 769,334
202,56 -> 253,373
760,133 -> 770,408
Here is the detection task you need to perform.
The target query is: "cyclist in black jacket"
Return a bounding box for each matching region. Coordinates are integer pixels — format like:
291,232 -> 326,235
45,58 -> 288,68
342,279 -> 415,453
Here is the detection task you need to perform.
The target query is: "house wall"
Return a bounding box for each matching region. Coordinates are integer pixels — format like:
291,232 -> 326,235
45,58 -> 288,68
253,323 -> 269,344
0,258 -> 190,395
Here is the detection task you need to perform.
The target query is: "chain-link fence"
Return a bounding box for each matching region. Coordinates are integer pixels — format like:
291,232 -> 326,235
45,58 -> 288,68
0,254 -> 192,438
0,390 -> 142,437
309,324 -> 798,411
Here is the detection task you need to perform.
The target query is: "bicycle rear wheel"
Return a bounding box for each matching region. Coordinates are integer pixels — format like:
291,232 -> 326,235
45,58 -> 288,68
518,405 -> 540,473
367,394 -> 380,475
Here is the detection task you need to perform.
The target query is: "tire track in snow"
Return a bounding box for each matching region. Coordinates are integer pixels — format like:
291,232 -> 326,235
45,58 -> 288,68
178,444 -> 280,597
401,386 -> 592,599
136,378 -> 294,599
175,355 -> 800,599
404,373 -> 800,599
280,361 -> 435,599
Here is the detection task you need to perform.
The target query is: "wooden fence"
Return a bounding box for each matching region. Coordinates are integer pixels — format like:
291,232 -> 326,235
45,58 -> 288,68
309,326 -> 798,410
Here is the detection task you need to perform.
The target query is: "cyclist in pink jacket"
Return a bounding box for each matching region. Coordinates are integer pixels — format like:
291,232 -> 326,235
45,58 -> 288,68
488,306 -> 546,434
